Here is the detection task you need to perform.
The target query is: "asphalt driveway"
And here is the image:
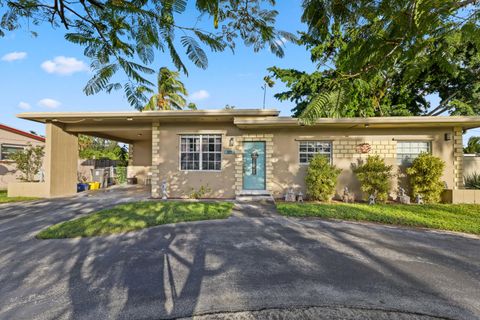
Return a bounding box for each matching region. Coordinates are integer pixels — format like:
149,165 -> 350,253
0,189 -> 479,320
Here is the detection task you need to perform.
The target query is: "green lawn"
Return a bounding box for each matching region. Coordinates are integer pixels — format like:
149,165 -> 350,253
0,190 -> 39,204
37,201 -> 234,239
277,202 -> 480,235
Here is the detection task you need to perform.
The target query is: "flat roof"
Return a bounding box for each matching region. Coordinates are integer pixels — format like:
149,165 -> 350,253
16,109 -> 480,133
234,115 -> 480,129
17,109 -> 280,124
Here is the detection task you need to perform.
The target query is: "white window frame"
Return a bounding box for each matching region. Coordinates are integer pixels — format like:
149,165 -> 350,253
179,134 -> 222,171
396,140 -> 431,165
298,141 -> 332,165
0,144 -> 25,161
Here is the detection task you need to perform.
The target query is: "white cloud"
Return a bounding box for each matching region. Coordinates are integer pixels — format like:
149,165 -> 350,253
38,98 -> 61,109
1,51 -> 27,62
41,56 -> 89,75
18,102 -> 31,110
190,90 -> 210,101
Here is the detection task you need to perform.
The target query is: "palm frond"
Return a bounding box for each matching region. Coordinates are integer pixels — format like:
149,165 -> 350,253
181,35 -> 208,69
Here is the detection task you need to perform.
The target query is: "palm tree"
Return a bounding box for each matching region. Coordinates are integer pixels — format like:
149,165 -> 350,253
144,67 -> 195,110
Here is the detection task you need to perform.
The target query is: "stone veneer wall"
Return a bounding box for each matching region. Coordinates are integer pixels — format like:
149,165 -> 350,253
453,127 -> 464,189
151,122 -> 161,198
234,134 -> 274,194
332,139 -> 397,159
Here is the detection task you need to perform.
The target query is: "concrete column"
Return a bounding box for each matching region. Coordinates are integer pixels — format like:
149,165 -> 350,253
453,127 -> 464,189
151,122 -> 161,198
44,122 -> 78,197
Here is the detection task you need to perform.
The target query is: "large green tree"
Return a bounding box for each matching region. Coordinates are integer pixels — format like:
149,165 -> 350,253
270,0 -> 480,121
1,0 -> 295,109
144,67 -> 195,110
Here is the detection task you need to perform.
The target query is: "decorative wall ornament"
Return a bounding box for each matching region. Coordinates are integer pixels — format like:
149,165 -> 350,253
356,143 -> 372,154
161,180 -> 168,200
285,188 -> 296,202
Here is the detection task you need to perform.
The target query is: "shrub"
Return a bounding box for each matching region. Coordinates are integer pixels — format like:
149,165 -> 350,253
406,153 -> 445,203
465,172 -> 480,189
190,185 -> 212,199
353,155 -> 393,203
305,155 -> 341,201
115,167 -> 127,184
11,144 -> 45,182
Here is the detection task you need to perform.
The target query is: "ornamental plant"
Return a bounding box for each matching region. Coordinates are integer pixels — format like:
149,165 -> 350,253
305,155 -> 341,202
353,155 -> 393,203
11,144 -> 45,182
465,172 -> 480,190
406,153 -> 445,203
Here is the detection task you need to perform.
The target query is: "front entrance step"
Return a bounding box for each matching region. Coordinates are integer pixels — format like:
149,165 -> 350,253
236,190 -> 274,202
236,195 -> 274,202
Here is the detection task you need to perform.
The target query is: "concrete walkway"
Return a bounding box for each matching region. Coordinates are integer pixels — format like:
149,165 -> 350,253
0,191 -> 479,320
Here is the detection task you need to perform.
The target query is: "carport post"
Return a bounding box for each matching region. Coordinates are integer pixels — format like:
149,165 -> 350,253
44,122 -> 78,197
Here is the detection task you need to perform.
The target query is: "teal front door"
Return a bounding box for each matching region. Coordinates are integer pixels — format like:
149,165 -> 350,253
243,141 -> 266,190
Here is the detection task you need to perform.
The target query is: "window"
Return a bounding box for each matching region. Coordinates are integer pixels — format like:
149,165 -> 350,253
397,141 -> 431,164
299,141 -> 332,164
180,135 -> 222,171
0,144 -> 24,161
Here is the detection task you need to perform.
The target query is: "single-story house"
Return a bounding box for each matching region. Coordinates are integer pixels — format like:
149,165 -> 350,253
9,109 -> 480,202
0,123 -> 45,189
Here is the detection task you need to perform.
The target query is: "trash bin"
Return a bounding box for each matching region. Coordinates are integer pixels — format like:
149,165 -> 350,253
92,168 -> 109,188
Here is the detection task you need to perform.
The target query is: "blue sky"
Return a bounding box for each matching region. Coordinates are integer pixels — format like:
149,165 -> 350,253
0,2 -> 477,142
0,2 -> 313,136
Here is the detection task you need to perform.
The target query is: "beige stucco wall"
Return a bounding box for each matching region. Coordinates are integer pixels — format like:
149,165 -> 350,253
153,122 -> 241,198
128,139 -> 152,185
44,123 -> 78,197
150,123 -> 457,200
8,182 -> 48,198
268,127 -> 455,200
0,128 -> 44,189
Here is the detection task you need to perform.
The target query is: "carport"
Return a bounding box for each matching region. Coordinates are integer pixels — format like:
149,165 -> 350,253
15,112 -> 153,198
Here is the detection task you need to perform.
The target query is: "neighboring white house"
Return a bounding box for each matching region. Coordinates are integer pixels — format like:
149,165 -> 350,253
463,154 -> 480,177
0,123 -> 45,189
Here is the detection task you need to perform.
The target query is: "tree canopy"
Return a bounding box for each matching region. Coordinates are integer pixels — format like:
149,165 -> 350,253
270,0 -> 480,121
1,0 -> 295,109
464,136 -> 480,154
143,67 -> 195,110
79,135 -> 128,165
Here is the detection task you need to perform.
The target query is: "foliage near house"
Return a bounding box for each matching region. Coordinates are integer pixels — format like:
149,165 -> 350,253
276,203 -> 480,235
406,153 -> 445,203
10,144 -> 44,182
144,67 -> 195,111
464,173 -> 480,190
464,137 -> 480,154
78,135 -> 128,165
37,201 -> 233,239
305,155 -> 341,201
270,1 -> 480,120
353,155 -> 393,203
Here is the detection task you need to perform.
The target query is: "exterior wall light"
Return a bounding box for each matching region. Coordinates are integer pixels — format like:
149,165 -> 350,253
126,118 -> 133,121
229,137 -> 235,147
445,133 -> 452,141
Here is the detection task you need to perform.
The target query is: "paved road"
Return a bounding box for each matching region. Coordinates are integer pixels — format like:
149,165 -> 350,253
0,189 -> 479,320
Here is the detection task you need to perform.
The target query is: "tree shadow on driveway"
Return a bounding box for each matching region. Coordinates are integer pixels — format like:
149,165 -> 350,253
0,197 -> 479,319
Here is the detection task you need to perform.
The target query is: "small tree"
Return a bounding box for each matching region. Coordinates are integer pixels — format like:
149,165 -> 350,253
11,144 -> 45,182
353,155 -> 393,203
305,155 -> 341,201
406,153 -> 445,203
